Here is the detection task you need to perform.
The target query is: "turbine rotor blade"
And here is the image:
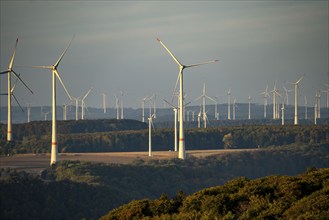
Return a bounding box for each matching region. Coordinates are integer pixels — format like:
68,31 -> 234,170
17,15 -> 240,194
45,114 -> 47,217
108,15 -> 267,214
157,38 -> 183,67
9,38 -> 19,70
54,69 -> 71,100
32,65 -> 52,69
296,75 -> 304,84
171,73 -> 180,103
12,70 -> 34,94
54,35 -> 75,68
185,59 -> 219,68
12,94 -> 24,112
0,70 -> 9,74
82,88 -> 92,100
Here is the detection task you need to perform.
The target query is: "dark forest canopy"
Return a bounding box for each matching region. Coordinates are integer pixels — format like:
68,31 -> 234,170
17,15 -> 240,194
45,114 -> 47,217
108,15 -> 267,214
0,119 -> 328,155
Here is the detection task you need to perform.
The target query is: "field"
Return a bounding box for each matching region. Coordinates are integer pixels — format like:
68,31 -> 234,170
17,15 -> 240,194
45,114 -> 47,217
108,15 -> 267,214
0,149 -> 259,174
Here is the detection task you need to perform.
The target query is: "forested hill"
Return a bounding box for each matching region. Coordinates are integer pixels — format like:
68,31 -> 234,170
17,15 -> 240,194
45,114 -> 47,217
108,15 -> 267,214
0,119 -> 146,139
1,145 -> 328,219
101,167 -> 329,220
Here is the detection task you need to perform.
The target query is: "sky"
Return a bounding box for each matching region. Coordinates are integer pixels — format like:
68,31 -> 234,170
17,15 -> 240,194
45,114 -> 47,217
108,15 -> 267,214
1,1 -> 328,109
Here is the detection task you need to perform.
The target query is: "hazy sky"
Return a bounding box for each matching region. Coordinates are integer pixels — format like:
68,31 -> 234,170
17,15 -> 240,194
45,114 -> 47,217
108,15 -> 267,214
1,1 -> 328,109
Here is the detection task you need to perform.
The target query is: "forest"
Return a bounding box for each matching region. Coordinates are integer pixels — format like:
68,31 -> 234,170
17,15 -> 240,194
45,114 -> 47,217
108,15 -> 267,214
1,144 -> 328,219
102,167 -> 329,220
0,119 -> 328,155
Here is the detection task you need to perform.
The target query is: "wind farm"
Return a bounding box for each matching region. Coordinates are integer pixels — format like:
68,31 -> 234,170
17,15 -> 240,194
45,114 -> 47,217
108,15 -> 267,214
0,1 -> 328,219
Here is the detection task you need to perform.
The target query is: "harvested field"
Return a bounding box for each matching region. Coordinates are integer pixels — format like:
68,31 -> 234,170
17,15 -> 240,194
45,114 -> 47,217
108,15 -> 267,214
0,149 -> 259,174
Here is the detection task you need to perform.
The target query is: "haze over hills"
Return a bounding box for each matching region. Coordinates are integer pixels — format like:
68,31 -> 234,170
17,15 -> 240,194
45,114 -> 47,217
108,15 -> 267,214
0,104 -> 328,125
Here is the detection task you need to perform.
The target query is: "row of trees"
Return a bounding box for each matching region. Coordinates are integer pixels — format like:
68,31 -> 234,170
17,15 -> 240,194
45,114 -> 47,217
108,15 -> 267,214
1,144 -> 328,219
102,167 -> 329,219
1,122 -> 328,155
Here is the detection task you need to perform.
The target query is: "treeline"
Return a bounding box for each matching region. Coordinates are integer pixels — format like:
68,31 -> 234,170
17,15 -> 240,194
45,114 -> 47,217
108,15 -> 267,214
102,167 -> 329,220
1,144 -> 328,219
1,123 -> 328,155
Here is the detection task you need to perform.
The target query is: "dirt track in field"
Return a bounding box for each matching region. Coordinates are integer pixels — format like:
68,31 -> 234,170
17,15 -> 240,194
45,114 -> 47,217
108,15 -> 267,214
0,149 -> 259,174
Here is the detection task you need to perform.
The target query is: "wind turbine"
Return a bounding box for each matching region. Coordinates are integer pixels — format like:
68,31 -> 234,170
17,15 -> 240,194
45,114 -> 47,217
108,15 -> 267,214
227,88 -> 231,120
197,105 -> 202,128
314,103 -> 317,125
32,37 -> 73,165
62,103 -> 68,120
70,96 -> 80,120
120,91 -> 125,119
164,99 -> 178,152
281,100 -> 285,126
248,95 -> 252,120
283,86 -> 293,106
260,85 -> 269,118
315,90 -> 321,119
157,38 -> 218,159
141,96 -> 148,122
0,38 -> 33,142
102,93 -> 107,114
195,83 -> 216,128
27,104 -> 31,123
286,75 -> 304,125
114,94 -> 120,120
148,114 -> 155,157
81,88 -> 92,120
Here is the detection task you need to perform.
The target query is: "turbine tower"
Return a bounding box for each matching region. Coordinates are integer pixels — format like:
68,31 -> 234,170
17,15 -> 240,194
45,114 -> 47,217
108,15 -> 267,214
114,94 -> 120,120
32,37 -> 73,165
248,95 -> 252,120
233,97 -> 237,120
286,75 -> 304,125
227,88 -> 231,120
81,88 -> 92,120
63,103 -> 68,120
304,96 -> 308,120
148,114 -> 155,157
27,104 -> 31,123
102,93 -> 107,114
157,38 -> 218,159
315,90 -> 321,118
0,38 -> 33,142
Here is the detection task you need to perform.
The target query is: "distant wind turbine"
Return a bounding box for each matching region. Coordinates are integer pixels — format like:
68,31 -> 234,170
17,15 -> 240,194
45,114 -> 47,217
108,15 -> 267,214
304,96 -> 308,120
0,38 -> 33,142
315,90 -> 321,119
157,38 -> 218,159
102,93 -> 107,114
248,95 -> 252,120
195,83 -> 216,128
227,88 -> 231,120
141,96 -> 148,122
260,85 -> 269,118
81,88 -> 92,120
164,99 -> 178,152
286,75 -> 304,125
32,37 -> 73,165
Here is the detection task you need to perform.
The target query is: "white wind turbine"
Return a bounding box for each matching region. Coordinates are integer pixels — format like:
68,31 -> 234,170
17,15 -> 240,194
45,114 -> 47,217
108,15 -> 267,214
227,88 -> 231,120
197,105 -> 202,128
283,86 -> 293,106
286,75 -> 304,125
195,83 -> 216,128
141,96 -> 148,122
114,94 -> 120,120
148,113 -> 155,157
281,100 -> 285,126
27,104 -> 31,123
102,93 -> 107,114
157,38 -> 218,159
70,96 -> 80,121
81,88 -> 92,120
32,37 -> 73,165
260,85 -> 269,118
248,95 -> 252,120
314,103 -> 317,125
315,90 -> 321,119
62,103 -> 68,120
164,99 -> 178,152
1,38 -> 33,142
120,91 -> 125,119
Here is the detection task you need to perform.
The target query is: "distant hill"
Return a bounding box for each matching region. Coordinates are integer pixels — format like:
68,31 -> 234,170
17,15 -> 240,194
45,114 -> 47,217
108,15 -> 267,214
101,167 -> 329,220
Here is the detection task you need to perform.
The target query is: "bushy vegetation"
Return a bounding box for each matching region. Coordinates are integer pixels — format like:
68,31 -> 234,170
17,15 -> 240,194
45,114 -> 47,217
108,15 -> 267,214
0,120 -> 328,155
1,144 -> 328,219
101,168 -> 329,220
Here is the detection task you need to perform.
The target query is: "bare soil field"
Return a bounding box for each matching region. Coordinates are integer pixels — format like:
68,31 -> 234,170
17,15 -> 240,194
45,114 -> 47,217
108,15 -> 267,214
0,149 -> 259,175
